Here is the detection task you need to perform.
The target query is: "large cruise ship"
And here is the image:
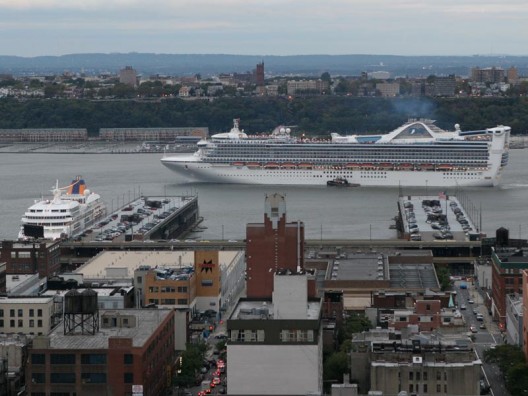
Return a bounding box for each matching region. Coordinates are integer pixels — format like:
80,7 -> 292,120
161,119 -> 511,187
19,176 -> 106,240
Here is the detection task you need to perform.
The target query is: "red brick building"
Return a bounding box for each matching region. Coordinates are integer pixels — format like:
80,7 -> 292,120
26,309 -> 175,396
246,193 -> 304,298
0,240 -> 60,278
490,247 -> 527,329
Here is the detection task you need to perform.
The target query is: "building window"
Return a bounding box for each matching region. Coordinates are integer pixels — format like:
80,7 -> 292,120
436,371 -> 441,380
437,384 -> 441,393
0,309 -> 3,317
201,280 -> 213,287
29,320 -> 34,328
423,384 -> 428,393
409,384 -> 414,393
9,309 -> 14,317
136,276 -> 142,284
426,304 -> 431,310
177,286 -> 187,293
9,320 -> 14,327
148,299 -> 159,305
50,354 -> 75,365
31,373 -> 45,384
444,372 -> 447,380
177,299 -> 187,305
37,309 -> 42,317
31,354 -> 45,365
18,319 -> 23,327
29,309 -> 34,317
81,354 -> 107,365
38,320 -> 43,327
81,373 -> 107,384
148,287 -> 159,293
416,372 -> 421,381
18,309 -> 23,317
50,373 -> 75,383
423,372 -> 427,381
409,372 -> 414,380
124,372 -> 134,383
124,354 -> 133,364
161,299 -> 176,305
444,384 -> 447,393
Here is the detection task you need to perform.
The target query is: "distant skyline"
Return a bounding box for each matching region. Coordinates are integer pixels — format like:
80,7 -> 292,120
1,0 -> 527,57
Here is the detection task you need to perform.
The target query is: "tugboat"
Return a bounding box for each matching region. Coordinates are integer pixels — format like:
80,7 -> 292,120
326,177 -> 359,187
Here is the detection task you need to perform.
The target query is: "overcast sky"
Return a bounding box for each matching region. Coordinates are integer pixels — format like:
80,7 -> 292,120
1,0 -> 527,57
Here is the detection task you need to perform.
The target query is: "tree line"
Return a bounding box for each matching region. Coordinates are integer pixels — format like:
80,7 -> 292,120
0,96 -> 527,136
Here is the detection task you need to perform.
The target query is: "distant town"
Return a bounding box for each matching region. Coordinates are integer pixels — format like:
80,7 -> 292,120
1,62 -> 527,100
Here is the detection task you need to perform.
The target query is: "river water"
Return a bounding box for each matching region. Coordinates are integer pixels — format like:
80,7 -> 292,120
1,150 -> 527,241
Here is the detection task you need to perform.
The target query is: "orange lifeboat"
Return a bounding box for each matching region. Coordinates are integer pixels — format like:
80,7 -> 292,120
281,163 -> 297,169
298,163 -> 313,169
400,163 -> 414,169
346,163 -> 360,169
264,162 -> 280,169
437,164 -> 453,171
421,163 -> 434,170
232,161 -> 245,167
246,162 -> 261,168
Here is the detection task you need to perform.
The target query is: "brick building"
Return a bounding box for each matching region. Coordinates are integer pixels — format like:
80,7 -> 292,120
246,193 -> 304,298
0,240 -> 60,278
26,309 -> 175,396
490,246 -> 527,328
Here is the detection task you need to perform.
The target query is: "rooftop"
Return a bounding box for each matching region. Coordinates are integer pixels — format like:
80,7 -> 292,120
74,250 -> 240,280
331,253 -> 388,281
230,300 -> 321,321
389,263 -> 439,289
45,309 -> 172,350
0,296 -> 53,305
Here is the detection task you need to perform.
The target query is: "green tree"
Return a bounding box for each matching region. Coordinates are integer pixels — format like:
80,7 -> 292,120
174,342 -> 207,387
323,351 -> 348,392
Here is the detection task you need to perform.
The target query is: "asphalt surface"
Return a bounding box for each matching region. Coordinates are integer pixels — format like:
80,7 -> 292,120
454,280 -> 510,396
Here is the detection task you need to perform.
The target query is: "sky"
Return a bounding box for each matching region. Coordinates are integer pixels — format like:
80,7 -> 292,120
1,0 -> 527,57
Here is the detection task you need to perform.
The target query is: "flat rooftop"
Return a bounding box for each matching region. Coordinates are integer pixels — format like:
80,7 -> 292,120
389,263 -> 439,289
230,300 -> 321,320
74,250 -> 240,280
46,309 -> 171,349
399,195 -> 477,242
0,297 -> 53,304
42,287 -> 129,298
331,253 -> 387,281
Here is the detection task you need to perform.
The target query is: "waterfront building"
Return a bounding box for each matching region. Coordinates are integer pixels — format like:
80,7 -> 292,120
0,128 -> 87,143
99,126 -> 208,141
246,193 -> 304,299
26,308 -> 175,396
227,271 -> 323,395
286,79 -> 328,95
0,240 -> 60,279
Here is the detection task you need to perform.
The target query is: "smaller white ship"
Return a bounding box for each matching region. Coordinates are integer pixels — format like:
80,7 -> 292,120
18,176 -> 106,240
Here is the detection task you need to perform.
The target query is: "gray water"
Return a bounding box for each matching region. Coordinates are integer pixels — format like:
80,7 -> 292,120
1,150 -> 527,241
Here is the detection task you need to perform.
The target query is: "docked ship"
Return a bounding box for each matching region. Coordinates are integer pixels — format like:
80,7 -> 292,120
160,119 -> 511,187
18,176 -> 106,240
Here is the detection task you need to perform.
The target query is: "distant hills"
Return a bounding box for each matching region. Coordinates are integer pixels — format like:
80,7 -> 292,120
1,53 -> 528,77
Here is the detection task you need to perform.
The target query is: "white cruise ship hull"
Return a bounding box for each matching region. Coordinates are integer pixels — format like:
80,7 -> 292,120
161,158 -> 502,187
161,119 -> 510,187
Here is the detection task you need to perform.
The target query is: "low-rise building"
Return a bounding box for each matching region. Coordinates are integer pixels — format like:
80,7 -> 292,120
351,329 -> 481,395
0,240 -> 61,278
505,293 -> 523,347
0,296 -> 58,335
26,308 -> 175,396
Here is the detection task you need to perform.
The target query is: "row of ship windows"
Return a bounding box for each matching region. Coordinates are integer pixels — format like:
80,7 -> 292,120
29,209 -> 68,213
26,216 -> 71,220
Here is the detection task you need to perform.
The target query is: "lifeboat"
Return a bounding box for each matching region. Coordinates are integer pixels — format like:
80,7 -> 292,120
379,163 -> 392,170
264,162 -> 280,169
231,162 -> 245,167
400,163 -> 414,169
346,163 -> 361,169
246,162 -> 261,168
281,163 -> 297,169
437,164 -> 453,171
298,163 -> 313,169
362,163 -> 374,169
421,163 -> 434,170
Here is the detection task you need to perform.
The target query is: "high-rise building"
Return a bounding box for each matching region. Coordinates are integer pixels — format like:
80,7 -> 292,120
226,272 -> 322,395
255,62 -> 264,86
119,66 -> 138,87
246,193 -> 304,298
471,67 -> 504,84
507,66 -> 519,84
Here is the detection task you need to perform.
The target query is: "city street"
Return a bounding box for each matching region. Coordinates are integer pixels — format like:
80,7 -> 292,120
454,280 -> 510,396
